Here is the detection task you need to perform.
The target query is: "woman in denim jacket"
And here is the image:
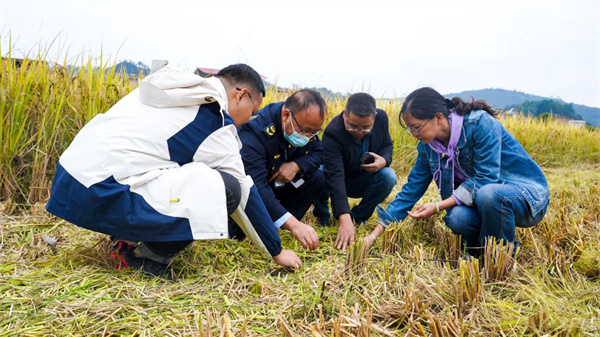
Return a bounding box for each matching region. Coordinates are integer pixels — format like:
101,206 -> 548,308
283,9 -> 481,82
364,87 -> 550,255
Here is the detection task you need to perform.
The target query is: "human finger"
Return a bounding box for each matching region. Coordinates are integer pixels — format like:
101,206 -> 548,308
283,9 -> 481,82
294,256 -> 302,269
309,231 -> 319,250
335,232 -> 342,249
299,236 -> 308,249
268,171 -> 280,183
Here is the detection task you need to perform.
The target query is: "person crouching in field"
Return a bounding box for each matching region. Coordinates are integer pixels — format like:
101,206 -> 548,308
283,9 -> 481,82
312,93 -> 397,251
46,61 -> 302,279
362,87 -> 550,257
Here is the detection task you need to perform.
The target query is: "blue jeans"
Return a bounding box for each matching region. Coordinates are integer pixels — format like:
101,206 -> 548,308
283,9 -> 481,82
314,167 -> 397,222
443,184 -> 547,252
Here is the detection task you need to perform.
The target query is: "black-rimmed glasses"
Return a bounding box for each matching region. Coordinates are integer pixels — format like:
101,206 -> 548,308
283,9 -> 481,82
236,87 -> 257,112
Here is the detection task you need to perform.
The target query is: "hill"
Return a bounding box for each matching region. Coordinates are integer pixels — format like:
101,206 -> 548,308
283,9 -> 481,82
444,88 -> 600,126
114,60 -> 150,77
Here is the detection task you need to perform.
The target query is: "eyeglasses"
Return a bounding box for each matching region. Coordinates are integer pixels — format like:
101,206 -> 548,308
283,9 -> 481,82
404,118 -> 433,136
236,87 -> 258,113
290,110 -> 322,138
344,116 -> 375,133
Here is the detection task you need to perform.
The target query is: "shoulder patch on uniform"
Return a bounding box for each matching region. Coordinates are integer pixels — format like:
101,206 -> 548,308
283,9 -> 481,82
264,123 -> 276,136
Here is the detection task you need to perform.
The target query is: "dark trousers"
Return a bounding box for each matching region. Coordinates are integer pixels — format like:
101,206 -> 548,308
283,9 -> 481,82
313,167 -> 397,222
273,168 -> 326,220
140,170 -> 241,262
228,168 -> 326,243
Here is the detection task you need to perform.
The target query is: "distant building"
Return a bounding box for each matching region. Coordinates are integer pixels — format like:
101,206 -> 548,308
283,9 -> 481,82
568,120 -> 587,128
194,67 -> 220,77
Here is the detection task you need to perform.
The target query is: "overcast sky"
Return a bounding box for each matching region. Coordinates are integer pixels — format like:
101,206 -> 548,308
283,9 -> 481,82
1,0 -> 599,107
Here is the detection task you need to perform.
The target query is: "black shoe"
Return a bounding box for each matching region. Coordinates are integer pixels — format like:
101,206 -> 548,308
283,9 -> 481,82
116,249 -> 173,280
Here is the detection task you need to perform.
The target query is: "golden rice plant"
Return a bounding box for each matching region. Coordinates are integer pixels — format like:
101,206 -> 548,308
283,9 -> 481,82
344,237 -> 370,273
482,237 -> 519,281
499,113 -> 600,167
0,43 -> 134,210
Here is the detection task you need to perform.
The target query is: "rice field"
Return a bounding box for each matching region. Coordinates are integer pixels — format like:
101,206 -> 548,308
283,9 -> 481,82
1,49 -> 599,336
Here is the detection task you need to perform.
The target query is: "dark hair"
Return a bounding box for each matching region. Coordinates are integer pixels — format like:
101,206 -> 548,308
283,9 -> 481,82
284,89 -> 327,119
400,87 -> 496,125
345,93 -> 377,117
216,64 -> 266,97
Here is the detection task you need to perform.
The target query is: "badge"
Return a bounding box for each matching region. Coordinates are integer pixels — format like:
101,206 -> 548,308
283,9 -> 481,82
264,123 -> 276,136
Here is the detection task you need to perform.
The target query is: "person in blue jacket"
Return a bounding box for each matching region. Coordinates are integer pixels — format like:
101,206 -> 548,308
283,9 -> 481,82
364,87 -> 550,256
46,61 -> 302,278
238,89 -> 327,251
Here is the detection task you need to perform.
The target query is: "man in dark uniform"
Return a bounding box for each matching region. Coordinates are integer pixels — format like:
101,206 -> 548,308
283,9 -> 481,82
313,93 -> 397,250
238,89 -> 327,251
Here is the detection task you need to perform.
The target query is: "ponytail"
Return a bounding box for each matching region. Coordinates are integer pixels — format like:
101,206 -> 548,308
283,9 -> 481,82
401,87 -> 498,122
449,97 -> 497,117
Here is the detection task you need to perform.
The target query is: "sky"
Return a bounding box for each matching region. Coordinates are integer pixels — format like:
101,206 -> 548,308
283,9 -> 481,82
1,0 -> 599,107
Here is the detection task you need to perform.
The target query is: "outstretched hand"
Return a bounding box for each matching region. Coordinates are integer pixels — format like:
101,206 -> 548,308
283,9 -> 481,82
407,202 -> 437,219
335,214 -> 355,251
272,249 -> 302,269
283,218 -> 319,251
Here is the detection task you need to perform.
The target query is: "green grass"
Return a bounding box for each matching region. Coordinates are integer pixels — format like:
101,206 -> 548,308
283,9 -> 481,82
1,47 -> 599,336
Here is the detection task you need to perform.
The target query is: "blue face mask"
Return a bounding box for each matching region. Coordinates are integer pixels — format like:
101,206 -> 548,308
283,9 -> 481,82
284,118 -> 310,147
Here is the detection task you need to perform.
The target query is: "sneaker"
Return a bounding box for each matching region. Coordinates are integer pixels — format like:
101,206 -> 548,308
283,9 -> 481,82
116,249 -> 173,280
110,239 -> 137,262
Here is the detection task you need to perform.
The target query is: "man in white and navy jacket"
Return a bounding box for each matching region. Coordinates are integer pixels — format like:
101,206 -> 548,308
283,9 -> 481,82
46,61 -> 302,278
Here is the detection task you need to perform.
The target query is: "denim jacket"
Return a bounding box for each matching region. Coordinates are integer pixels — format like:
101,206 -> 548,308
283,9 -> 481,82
385,110 -> 550,223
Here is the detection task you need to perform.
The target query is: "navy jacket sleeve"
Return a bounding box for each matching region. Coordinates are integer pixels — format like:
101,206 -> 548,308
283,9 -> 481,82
241,185 -> 282,256
377,111 -> 394,166
322,129 -> 351,218
293,137 -> 324,173
239,132 -> 291,223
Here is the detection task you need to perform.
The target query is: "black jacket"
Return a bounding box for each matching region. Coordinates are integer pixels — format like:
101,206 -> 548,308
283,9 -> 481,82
322,109 -> 394,218
238,102 -> 324,222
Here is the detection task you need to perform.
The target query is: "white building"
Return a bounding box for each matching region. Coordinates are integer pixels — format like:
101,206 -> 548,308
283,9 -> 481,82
568,120 -> 587,128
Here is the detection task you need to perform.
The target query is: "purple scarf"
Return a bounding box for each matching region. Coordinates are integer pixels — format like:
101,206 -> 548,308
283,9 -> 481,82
429,111 -> 465,193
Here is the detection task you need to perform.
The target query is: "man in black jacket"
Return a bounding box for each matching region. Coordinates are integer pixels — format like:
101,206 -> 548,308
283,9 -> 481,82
313,93 -> 397,250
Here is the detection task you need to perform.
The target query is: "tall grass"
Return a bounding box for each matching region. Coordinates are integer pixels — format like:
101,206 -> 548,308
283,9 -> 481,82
0,46 -> 134,210
500,113 -> 600,167
8,53 -> 596,211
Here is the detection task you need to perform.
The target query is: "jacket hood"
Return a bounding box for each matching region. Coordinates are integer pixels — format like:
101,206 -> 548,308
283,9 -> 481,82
138,61 -> 228,111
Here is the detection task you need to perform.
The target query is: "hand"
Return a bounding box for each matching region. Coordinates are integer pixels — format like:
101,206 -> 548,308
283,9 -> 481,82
268,162 -> 301,183
272,249 -> 302,269
360,233 -> 377,251
407,202 -> 437,219
283,218 -> 319,250
335,214 -> 356,251
361,152 -> 386,173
